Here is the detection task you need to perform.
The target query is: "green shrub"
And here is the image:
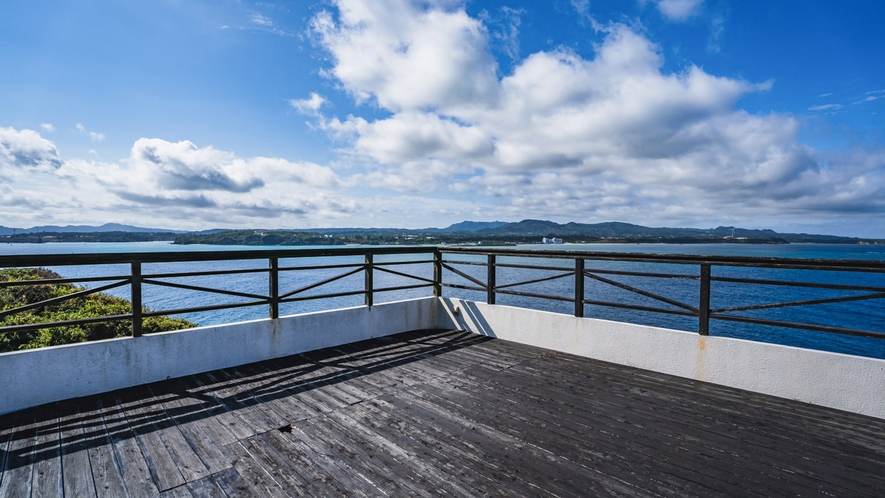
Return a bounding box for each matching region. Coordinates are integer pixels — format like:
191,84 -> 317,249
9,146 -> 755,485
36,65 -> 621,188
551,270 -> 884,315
1,267 -> 196,353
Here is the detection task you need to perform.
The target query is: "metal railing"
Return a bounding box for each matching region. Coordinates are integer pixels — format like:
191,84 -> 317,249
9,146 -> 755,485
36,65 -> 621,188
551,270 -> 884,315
438,247 -> 885,340
0,247 -> 436,338
2,246 -> 884,345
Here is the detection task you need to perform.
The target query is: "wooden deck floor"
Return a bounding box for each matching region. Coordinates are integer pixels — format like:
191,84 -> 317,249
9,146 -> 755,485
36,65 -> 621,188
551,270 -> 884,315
2,329 -> 884,497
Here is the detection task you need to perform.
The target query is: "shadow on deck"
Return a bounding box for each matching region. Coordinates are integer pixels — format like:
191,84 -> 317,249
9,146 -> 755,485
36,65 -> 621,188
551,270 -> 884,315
1,329 -> 884,497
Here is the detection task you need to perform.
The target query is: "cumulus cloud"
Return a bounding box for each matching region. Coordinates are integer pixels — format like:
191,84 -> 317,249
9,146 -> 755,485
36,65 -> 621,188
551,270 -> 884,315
652,0 -> 704,21
310,0 -> 499,112
0,127 -> 63,172
40,123 -> 55,132
304,0 -> 885,228
130,138 -> 265,193
289,93 -> 327,115
0,129 -> 358,229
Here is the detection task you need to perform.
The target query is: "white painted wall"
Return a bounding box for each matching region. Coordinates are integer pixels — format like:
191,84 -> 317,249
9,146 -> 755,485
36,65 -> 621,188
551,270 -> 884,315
0,297 -> 438,415
437,298 -> 885,420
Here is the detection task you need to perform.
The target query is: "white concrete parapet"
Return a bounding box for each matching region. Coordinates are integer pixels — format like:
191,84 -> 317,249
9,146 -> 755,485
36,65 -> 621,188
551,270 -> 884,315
4,296 -> 884,420
436,298 -> 885,420
0,297 -> 438,415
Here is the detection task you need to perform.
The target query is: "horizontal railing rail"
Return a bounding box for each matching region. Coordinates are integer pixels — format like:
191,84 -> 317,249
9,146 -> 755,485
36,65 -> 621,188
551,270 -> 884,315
2,245 -> 884,352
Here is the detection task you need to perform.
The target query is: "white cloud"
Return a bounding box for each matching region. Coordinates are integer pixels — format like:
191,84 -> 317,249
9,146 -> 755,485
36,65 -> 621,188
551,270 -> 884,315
854,95 -> 879,105
251,13 -> 273,27
571,0 -> 589,16
289,93 -> 327,115
310,0 -> 499,112
653,0 -> 704,22
0,129 -> 360,229
0,127 -> 63,174
660,0 -> 704,21
303,1 -> 885,229
808,104 -> 843,112
707,16 -> 724,52
247,12 -> 291,36
75,122 -> 105,141
40,123 -> 55,132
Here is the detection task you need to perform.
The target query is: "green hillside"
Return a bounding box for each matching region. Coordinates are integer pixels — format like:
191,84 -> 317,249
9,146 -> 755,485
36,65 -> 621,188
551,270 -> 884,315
0,268 -> 195,353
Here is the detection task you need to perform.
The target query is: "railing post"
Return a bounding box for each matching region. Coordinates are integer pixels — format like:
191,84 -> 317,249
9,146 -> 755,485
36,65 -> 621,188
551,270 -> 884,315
269,257 -> 279,319
575,258 -> 584,318
365,253 -> 374,307
699,264 -> 711,336
131,262 -> 142,338
487,254 -> 496,305
433,249 -> 442,297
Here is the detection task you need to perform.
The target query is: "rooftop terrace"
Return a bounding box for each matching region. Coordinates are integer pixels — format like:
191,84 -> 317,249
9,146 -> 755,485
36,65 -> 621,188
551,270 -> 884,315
3,329 -> 884,497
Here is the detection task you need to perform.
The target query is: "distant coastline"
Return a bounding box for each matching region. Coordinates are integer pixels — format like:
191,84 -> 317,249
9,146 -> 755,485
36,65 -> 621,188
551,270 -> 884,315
2,219 -> 882,246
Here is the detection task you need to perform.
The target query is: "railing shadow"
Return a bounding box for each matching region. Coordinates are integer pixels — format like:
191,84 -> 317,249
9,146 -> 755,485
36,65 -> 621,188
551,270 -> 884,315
0,328 -> 490,475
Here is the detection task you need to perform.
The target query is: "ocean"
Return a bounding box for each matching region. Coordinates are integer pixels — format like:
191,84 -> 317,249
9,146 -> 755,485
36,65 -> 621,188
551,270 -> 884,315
2,241 -> 884,359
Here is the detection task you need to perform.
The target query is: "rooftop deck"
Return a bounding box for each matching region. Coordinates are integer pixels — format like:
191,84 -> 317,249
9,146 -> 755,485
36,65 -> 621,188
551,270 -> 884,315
2,329 -> 884,497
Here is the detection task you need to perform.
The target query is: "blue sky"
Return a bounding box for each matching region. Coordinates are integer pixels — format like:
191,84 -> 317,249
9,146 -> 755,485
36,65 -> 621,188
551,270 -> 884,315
1,0 -> 883,236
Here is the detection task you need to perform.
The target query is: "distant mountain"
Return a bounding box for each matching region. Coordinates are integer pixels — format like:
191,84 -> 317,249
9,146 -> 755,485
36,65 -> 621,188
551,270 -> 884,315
433,221 -> 508,233
2,219 -> 877,244
10,223 -> 181,234
471,220 -> 863,243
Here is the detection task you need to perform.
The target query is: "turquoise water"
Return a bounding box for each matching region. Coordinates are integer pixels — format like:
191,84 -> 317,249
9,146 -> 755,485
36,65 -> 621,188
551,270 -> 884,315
2,242 -> 884,359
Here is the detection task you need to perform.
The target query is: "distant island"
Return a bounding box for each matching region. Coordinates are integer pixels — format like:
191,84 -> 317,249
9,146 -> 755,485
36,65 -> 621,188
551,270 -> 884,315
2,219 -> 882,246
171,220 -> 884,246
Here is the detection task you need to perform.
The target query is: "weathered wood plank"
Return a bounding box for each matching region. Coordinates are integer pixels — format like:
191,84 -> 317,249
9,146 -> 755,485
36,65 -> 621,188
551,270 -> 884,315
83,397 -> 129,498
265,425 -> 384,497
207,466 -> 257,498
493,356 -> 885,492
225,441 -> 291,498
414,373 -> 745,497
57,400 -> 97,498
158,484 -> 195,498
113,388 -> 187,493
235,434 -> 312,497
185,473 -> 226,498
145,379 -> 232,476
0,408 -> 37,498
185,372 -> 258,439
436,366 -> 807,496
94,394 -> 159,498
372,391 -> 652,498
326,401 -> 513,497
29,403 -> 62,498
298,414 -> 440,497
126,384 -> 211,483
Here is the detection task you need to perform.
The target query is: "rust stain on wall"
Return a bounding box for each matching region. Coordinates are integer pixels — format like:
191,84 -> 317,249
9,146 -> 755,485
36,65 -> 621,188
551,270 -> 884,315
696,336 -> 709,381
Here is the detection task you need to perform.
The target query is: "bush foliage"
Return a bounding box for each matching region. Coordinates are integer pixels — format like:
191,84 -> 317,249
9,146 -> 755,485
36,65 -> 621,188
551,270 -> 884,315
0,267 -> 195,353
